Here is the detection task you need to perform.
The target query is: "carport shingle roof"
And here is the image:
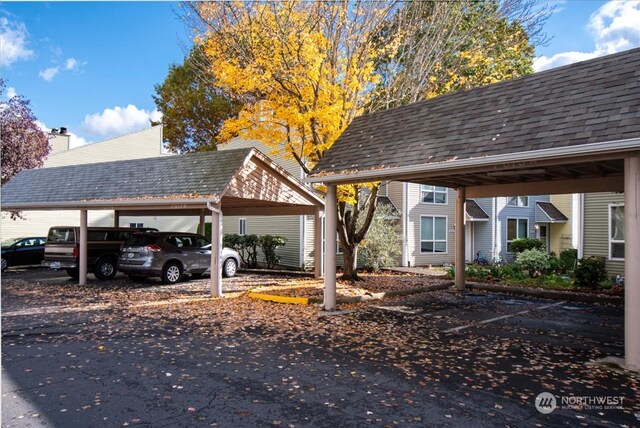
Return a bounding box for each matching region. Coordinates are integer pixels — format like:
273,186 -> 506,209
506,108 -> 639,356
1,148 -> 251,205
309,48 -> 640,177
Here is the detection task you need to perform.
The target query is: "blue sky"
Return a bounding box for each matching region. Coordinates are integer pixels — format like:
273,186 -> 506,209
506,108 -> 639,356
1,1 -> 639,148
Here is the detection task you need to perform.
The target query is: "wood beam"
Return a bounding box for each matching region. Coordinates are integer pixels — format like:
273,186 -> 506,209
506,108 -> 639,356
466,176 -> 624,198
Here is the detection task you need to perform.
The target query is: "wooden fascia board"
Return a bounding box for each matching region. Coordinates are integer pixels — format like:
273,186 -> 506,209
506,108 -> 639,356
222,206 -> 319,216
0,198 -> 218,212
465,176 -> 624,198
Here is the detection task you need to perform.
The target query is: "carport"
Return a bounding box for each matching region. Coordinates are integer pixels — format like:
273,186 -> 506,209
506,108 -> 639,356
1,148 -> 324,295
306,49 -> 640,368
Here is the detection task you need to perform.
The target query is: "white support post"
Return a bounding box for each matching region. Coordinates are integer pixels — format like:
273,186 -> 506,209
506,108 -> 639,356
208,202 -> 223,298
624,156 -> 640,370
79,210 -> 88,286
455,187 -> 466,291
323,185 -> 337,310
314,207 -> 322,278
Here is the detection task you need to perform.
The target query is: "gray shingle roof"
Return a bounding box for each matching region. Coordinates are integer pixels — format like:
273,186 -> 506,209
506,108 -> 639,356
310,48 -> 640,177
465,200 -> 489,221
1,149 -> 251,206
536,201 -> 568,223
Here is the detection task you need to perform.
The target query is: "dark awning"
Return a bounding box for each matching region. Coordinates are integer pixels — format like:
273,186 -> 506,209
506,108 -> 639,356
465,200 -> 490,222
535,202 -> 568,223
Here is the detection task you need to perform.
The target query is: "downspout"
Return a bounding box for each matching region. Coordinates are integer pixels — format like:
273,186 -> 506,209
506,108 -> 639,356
402,182 -> 409,267
575,193 -> 584,258
207,199 -> 223,298
490,196 -> 498,261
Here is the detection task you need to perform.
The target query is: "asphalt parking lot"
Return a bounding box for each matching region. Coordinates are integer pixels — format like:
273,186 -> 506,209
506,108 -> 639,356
2,268 -> 639,427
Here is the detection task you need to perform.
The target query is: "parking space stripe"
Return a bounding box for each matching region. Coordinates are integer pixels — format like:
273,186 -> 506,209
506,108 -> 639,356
444,300 -> 566,333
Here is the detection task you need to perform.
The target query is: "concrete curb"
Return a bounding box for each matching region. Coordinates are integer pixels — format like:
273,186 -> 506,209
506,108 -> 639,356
467,282 -> 624,304
245,282 -> 454,305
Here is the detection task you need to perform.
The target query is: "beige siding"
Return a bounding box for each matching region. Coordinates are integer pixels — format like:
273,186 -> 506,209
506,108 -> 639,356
549,194 -> 574,255
406,183 -> 456,266
49,134 -> 70,154
304,214 -> 317,271
44,126 -> 166,167
387,181 -> 404,212
222,215 -> 302,269
583,192 -> 624,277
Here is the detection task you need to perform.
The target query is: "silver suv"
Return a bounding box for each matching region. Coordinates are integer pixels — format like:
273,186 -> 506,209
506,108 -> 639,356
118,232 -> 240,284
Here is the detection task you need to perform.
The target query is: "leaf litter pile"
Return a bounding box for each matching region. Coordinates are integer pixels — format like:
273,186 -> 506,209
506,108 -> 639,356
2,271 -> 640,427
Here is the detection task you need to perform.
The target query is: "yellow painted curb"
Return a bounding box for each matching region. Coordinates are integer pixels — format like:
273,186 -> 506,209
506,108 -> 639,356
246,291 -> 309,305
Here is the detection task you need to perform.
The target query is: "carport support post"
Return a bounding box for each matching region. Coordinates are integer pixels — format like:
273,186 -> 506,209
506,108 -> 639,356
323,184 -> 337,310
198,210 -> 206,236
625,156 -> 640,370
314,207 -> 322,278
114,210 -> 120,227
455,187 -> 466,291
209,203 -> 223,298
79,209 -> 88,286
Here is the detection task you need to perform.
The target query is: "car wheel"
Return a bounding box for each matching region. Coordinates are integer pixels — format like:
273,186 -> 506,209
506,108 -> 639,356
161,262 -> 183,284
223,258 -> 238,278
66,268 -> 79,280
94,258 -> 117,281
1,258 -> 7,271
128,275 -> 147,283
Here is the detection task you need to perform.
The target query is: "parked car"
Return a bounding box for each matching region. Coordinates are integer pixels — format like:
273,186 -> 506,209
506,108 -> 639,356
1,237 -> 47,271
42,226 -> 157,280
118,231 -> 240,284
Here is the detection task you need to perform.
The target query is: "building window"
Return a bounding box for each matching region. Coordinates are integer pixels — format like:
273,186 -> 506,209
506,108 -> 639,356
239,218 -> 246,235
420,185 -> 447,204
507,218 -> 528,252
609,204 -> 624,260
420,216 -> 447,253
507,196 -> 529,207
129,223 -> 144,228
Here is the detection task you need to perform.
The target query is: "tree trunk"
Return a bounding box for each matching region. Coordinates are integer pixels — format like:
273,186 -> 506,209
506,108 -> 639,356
341,243 -> 359,280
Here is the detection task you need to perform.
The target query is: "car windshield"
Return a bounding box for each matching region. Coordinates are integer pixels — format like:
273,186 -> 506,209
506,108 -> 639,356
123,235 -> 157,247
47,228 -> 75,243
1,238 -> 22,247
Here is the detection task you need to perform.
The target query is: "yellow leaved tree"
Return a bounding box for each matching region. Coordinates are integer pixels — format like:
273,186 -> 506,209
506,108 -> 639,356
188,0 -> 393,279
182,0 -> 548,279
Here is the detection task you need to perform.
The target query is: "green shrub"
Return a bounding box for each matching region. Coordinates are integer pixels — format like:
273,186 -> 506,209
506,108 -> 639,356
559,248 -> 578,273
547,255 -> 562,275
359,204 -> 402,272
223,233 -> 259,268
258,235 -> 287,269
509,238 -> 545,253
489,263 -> 526,281
516,249 -> 550,277
574,257 -> 607,289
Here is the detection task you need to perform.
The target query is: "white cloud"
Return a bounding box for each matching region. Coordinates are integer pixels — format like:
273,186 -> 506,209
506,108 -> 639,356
65,58 -> 78,70
38,66 -> 60,81
68,132 -> 90,149
0,17 -> 34,67
80,104 -> 163,137
534,0 -> 640,72
6,86 -> 17,99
